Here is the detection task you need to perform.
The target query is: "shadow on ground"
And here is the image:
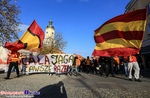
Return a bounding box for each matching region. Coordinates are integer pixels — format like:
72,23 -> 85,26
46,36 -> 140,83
76,74 -> 102,97
141,69 -> 150,79
34,81 -> 67,98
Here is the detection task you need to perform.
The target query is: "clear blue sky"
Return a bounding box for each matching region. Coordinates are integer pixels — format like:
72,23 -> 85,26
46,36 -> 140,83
15,0 -> 131,58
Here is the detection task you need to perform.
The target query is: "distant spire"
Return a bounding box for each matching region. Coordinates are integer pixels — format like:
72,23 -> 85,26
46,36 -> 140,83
46,20 -> 55,30
49,20 -> 53,25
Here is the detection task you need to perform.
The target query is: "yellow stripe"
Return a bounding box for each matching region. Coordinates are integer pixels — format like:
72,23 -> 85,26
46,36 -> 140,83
11,58 -> 19,62
95,38 -> 142,50
94,20 -> 146,36
20,30 -> 40,49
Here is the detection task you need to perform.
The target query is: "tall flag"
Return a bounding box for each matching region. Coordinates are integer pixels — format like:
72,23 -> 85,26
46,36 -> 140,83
5,20 -> 44,52
92,8 -> 147,57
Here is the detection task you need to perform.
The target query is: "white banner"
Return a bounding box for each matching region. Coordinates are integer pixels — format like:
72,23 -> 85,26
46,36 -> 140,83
22,54 -> 74,74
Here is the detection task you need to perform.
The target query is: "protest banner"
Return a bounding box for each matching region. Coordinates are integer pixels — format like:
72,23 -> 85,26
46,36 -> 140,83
22,54 -> 74,74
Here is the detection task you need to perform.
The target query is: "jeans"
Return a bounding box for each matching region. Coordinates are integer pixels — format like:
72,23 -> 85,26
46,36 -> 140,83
124,63 -> 128,76
71,66 -> 78,74
7,62 -> 19,78
12,66 -> 15,72
109,64 -> 114,75
93,65 -> 97,73
115,64 -> 119,74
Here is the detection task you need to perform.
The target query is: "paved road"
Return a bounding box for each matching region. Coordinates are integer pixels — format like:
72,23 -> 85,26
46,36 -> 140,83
0,70 -> 150,98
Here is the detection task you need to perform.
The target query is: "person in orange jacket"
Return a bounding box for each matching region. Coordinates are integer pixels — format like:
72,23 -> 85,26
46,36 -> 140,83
85,56 -> 91,74
70,55 -> 79,76
5,51 -> 20,79
76,58 -> 80,72
113,56 -> 120,74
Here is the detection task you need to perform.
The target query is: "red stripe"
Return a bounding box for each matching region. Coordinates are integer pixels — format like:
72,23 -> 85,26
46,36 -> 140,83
4,42 -> 25,52
94,31 -> 144,43
92,47 -> 140,57
95,9 -> 147,33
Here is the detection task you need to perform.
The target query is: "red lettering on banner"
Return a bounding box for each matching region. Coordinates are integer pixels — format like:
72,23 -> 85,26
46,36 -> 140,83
54,65 -> 61,73
29,57 -> 36,64
61,65 -> 67,72
67,65 -> 72,72
45,55 -> 50,65
57,65 -> 61,72
54,65 -> 57,72
21,58 -> 28,65
54,65 -> 72,73
37,56 -> 44,64
61,65 -> 64,72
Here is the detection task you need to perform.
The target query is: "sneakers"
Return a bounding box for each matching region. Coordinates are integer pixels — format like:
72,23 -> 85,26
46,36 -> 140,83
134,79 -> 142,82
140,75 -> 143,77
129,78 -> 142,82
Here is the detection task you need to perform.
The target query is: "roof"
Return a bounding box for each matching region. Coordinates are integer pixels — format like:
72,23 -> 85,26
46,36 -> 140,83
74,54 -> 84,60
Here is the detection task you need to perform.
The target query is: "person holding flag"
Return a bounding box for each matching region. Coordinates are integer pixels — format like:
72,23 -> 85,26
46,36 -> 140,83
4,20 -> 44,52
5,51 -> 20,79
4,20 -> 44,79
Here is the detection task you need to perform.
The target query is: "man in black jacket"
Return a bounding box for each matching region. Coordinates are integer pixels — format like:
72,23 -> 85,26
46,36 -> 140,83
99,57 -> 109,77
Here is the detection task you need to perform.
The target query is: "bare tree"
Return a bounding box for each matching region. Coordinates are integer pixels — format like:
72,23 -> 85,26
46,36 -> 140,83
54,32 -> 67,51
40,32 -> 67,55
0,0 -> 21,45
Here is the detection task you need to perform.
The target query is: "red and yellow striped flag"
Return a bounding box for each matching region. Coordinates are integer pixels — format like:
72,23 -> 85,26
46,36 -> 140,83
92,8 -> 147,57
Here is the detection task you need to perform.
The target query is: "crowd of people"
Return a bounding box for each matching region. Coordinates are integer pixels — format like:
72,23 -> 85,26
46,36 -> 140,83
72,54 -> 143,82
4,50 -> 143,82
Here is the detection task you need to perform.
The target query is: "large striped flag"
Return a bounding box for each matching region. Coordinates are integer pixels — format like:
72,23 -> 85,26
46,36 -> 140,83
5,20 -> 44,52
92,8 -> 147,57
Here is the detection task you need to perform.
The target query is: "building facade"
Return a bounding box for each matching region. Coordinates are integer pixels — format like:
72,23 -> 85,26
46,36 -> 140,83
43,20 -> 55,47
125,0 -> 150,68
